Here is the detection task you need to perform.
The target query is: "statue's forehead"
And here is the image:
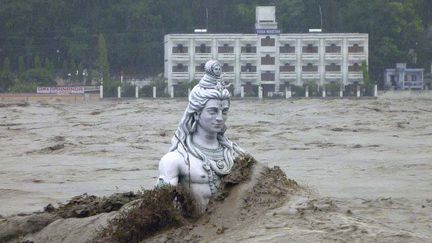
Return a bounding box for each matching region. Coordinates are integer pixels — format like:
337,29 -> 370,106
205,99 -> 229,108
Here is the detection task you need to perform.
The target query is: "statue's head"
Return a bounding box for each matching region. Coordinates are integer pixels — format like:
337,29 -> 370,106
171,59 -> 230,145
204,60 -> 222,78
184,74 -> 230,135
170,60 -> 244,176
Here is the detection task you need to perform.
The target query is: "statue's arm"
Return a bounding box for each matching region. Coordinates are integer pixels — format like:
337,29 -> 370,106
155,152 -> 182,187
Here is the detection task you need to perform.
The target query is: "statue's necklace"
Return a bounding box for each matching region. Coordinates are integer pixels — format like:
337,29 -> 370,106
194,143 -> 224,161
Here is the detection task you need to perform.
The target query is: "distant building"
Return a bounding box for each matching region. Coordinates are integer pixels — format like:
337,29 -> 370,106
164,6 -> 368,96
384,63 -> 424,90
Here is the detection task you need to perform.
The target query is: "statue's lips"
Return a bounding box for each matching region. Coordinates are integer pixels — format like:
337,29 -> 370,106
213,123 -> 223,128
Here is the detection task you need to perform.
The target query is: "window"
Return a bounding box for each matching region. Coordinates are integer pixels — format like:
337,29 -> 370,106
348,44 -> 364,53
241,63 -> 256,72
280,63 -> 295,72
261,36 -> 275,46
325,63 -> 341,72
261,71 -> 275,81
348,63 -> 361,72
261,55 -> 275,65
196,44 -> 211,53
195,63 -> 205,72
218,44 -> 234,53
172,44 -> 188,53
222,63 -> 234,72
302,63 -> 318,72
241,44 -> 256,53
173,63 -> 188,72
325,43 -> 341,53
280,44 -> 295,53
246,44 -> 252,52
412,75 -> 417,81
303,44 -> 318,53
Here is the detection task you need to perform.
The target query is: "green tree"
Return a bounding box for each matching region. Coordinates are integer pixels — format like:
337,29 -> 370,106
2,57 -> 11,74
98,33 -> 110,85
34,55 -> 42,69
0,57 -> 14,92
18,56 -> 25,77
44,57 -> 54,74
361,60 -> 373,87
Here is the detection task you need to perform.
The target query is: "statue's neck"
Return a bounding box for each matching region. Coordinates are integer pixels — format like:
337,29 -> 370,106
193,128 -> 219,149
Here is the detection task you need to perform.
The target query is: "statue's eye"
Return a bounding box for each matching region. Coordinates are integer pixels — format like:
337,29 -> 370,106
207,108 -> 217,114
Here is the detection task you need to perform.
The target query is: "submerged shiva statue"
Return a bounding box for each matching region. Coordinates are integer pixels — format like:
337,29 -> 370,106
156,60 -> 245,211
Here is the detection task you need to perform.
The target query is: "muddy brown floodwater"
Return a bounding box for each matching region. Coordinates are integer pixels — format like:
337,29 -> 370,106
1,96 -> 432,242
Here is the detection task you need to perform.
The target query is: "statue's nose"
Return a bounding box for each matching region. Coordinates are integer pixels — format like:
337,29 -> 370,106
216,111 -> 223,121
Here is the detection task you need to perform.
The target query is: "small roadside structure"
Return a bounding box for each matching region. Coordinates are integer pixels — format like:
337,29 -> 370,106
384,63 -> 424,90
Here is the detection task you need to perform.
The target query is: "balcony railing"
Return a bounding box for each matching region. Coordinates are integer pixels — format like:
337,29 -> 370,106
218,46 -> 234,53
348,65 -> 361,72
195,46 -> 211,53
348,45 -> 364,53
404,81 -> 423,88
241,46 -> 257,53
280,65 -> 295,72
325,65 -> 341,72
280,46 -> 295,53
302,46 -> 318,53
302,65 -> 318,72
172,66 -> 188,72
241,66 -> 257,72
223,66 -> 234,72
172,47 -> 188,53
325,46 -> 341,53
261,56 -> 275,65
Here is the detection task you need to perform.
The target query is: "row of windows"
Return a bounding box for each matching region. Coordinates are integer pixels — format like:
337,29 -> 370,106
172,43 -> 364,54
390,74 -> 419,82
172,63 -> 362,73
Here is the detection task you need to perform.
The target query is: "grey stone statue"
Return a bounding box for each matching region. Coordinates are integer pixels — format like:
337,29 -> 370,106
156,60 -> 245,212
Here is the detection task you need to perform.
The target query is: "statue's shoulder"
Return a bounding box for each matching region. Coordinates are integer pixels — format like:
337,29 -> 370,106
159,150 -> 185,167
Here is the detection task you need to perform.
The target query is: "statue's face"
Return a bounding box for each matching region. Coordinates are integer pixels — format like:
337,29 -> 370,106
212,63 -> 222,77
198,99 -> 229,134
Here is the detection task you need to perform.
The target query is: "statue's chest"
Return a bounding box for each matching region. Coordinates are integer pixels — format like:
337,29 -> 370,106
178,156 -> 220,185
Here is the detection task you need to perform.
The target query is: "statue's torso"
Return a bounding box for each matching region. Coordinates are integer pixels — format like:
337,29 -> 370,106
175,151 -> 220,208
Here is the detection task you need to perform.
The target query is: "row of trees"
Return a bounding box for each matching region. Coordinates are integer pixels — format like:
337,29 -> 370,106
1,0 -> 431,92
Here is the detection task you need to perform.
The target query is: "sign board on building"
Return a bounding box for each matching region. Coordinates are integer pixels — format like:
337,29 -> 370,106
37,87 -> 85,94
256,29 -> 281,35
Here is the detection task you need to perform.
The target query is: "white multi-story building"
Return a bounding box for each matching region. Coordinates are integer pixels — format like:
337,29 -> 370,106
164,6 -> 368,96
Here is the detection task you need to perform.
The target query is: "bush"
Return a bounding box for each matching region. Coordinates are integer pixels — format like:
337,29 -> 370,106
244,89 -> 256,97
149,77 -> 168,97
104,80 -> 121,97
324,82 -> 343,96
9,81 -> 37,93
174,82 -> 189,97
140,86 -> 153,97
291,85 -> 305,97
303,81 -> 320,96
0,72 -> 15,92
23,68 -> 55,86
122,83 -> 136,97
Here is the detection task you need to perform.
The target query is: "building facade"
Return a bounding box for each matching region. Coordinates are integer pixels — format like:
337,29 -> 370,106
164,6 -> 368,96
384,63 -> 424,90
